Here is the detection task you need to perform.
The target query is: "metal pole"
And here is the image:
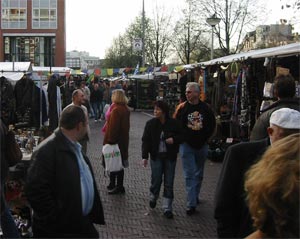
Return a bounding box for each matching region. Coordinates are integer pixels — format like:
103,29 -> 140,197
142,0 -> 145,67
211,26 -> 214,60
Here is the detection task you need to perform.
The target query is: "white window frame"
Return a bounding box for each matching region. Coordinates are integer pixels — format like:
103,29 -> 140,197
1,0 -> 27,29
32,0 -> 57,29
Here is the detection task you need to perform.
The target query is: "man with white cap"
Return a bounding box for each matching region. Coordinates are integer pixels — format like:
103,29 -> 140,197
267,108 -> 300,144
214,108 -> 300,238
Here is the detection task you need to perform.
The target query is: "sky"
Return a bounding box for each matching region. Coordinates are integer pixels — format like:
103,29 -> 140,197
65,0 -> 300,59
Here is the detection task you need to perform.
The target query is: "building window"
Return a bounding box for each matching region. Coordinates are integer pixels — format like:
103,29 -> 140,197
32,0 -> 57,29
4,36 -> 55,67
1,0 -> 27,29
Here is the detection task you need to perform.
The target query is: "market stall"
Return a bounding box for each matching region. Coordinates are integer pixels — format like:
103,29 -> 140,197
194,42 -> 300,160
128,72 -> 174,110
0,62 -> 32,83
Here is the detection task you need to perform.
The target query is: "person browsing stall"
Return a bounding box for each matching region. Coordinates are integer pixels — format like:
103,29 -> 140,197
214,108 -> 300,238
250,74 -> 300,141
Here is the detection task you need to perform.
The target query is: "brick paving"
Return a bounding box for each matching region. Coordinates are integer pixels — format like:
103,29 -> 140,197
87,111 -> 222,239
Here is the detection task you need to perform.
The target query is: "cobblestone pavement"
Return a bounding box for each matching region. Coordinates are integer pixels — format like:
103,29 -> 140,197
87,111 -> 222,239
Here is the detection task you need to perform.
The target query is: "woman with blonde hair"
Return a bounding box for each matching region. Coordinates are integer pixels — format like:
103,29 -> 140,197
103,89 -> 130,194
245,133 -> 300,239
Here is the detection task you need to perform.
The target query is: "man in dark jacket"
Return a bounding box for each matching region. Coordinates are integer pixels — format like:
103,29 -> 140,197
0,119 -> 20,238
174,82 -> 216,215
214,108 -> 300,238
250,74 -> 300,141
25,105 -> 105,238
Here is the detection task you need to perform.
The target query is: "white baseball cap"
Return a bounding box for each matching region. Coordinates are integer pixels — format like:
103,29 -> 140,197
270,108 -> 300,129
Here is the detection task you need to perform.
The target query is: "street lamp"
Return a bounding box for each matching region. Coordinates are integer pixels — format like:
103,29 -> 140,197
206,14 -> 221,60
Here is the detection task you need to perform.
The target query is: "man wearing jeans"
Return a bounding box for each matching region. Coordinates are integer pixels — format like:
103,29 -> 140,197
174,82 -> 216,215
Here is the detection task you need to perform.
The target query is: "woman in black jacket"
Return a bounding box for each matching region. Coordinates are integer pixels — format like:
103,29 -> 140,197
142,100 -> 182,219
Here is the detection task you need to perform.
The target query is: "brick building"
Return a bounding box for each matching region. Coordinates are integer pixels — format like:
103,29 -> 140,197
0,0 -> 65,66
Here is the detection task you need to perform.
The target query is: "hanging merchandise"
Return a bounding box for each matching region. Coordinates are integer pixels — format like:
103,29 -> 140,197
239,67 -> 251,139
263,82 -> 274,98
230,62 -> 241,79
230,70 -> 242,138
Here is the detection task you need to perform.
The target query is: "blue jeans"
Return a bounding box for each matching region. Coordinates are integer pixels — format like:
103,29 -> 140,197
150,157 -> 176,212
0,194 -> 20,238
91,102 -> 102,120
179,143 -> 208,208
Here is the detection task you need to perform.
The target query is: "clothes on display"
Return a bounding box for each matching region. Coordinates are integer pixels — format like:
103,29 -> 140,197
0,76 -> 15,126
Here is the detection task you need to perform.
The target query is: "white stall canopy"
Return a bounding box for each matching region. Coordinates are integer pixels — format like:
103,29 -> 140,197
199,42 -> 300,66
32,66 -> 72,76
128,72 -> 169,80
0,62 -> 32,81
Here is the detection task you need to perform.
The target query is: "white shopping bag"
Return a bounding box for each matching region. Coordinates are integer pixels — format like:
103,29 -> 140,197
102,144 -> 123,172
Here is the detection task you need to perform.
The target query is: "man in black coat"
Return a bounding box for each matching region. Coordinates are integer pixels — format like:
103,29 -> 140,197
214,108 -> 300,238
250,74 -> 300,141
25,105 -> 105,238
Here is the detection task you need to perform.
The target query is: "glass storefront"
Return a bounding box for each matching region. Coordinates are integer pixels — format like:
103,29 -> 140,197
4,36 -> 55,66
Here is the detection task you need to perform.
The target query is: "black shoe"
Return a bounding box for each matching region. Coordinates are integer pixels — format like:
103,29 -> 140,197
163,211 -> 173,219
197,198 -> 200,205
118,186 -> 125,194
106,184 -> 115,190
186,207 -> 196,215
108,186 -> 125,195
149,200 -> 156,209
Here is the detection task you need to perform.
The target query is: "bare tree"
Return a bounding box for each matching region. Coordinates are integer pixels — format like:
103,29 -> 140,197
199,0 -> 262,55
171,0 -> 208,64
147,4 -> 173,66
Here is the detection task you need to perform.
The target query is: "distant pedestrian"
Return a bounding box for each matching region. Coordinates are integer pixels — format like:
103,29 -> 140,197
80,81 -> 92,116
173,82 -> 216,215
250,74 -> 300,141
25,105 -> 105,238
103,89 -> 130,194
90,83 -> 103,122
102,81 -> 110,105
66,89 -> 90,154
142,100 -> 183,219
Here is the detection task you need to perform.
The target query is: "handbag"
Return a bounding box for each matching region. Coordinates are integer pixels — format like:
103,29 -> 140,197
5,130 -> 23,167
102,144 -> 123,173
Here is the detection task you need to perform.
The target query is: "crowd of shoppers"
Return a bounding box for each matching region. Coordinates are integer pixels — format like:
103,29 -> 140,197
1,73 -> 299,238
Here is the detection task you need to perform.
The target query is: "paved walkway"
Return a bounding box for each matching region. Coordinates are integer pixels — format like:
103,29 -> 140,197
87,111 -> 222,238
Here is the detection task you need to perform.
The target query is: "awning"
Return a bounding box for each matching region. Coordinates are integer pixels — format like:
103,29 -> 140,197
0,62 -> 32,81
33,66 -> 72,76
197,42 -> 300,66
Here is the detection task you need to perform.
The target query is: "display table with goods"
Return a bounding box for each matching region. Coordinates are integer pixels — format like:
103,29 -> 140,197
4,127 -> 45,238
